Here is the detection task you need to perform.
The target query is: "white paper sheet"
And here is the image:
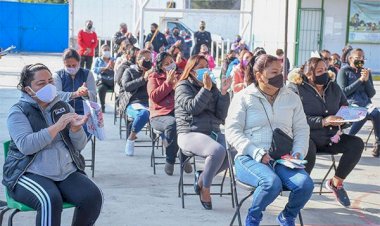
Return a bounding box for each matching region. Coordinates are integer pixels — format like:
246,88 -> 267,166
83,100 -> 105,140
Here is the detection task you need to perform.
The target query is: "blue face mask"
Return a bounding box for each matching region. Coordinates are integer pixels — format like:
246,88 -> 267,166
195,68 -> 216,83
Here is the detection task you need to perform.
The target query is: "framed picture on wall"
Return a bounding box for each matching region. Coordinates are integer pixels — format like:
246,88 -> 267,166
347,0 -> 380,44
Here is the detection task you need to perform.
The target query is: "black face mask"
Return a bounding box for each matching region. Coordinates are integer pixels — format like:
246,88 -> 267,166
200,26 -> 205,31
354,59 -> 364,69
267,74 -> 284,89
87,24 -> 92,30
151,30 -> 156,34
173,31 -> 179,36
142,60 -> 152,70
314,72 -> 329,85
130,56 -> 136,64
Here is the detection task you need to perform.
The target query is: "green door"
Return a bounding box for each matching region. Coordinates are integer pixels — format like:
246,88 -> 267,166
295,8 -> 323,67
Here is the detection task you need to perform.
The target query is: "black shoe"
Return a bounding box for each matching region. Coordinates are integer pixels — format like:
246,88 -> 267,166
325,179 -> 351,207
372,145 -> 380,157
194,170 -> 202,195
101,106 -> 105,113
199,194 -> 212,210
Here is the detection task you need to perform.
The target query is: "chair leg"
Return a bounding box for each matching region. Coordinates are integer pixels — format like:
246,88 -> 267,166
119,112 -> 123,139
180,161 -> 185,208
8,209 -> 19,226
228,169 -> 235,208
298,211 -> 304,226
365,128 -> 374,151
91,138 -> 96,178
0,208 -> 10,226
220,168 -> 228,197
230,192 -> 253,226
319,155 -> 336,195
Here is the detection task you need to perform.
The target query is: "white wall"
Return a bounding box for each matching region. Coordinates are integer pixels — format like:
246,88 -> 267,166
250,0 -> 298,67
323,0 -> 380,72
70,0 -> 239,41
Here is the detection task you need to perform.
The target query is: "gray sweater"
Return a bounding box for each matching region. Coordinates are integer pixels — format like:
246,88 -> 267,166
7,93 -> 87,181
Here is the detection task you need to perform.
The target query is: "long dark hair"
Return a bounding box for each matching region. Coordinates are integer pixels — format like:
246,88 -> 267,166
154,52 -> 173,74
245,54 -> 279,86
299,57 -> 325,79
18,63 -> 52,92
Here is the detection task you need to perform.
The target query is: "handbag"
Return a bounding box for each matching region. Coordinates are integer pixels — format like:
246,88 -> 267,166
99,69 -> 115,87
259,99 -> 293,160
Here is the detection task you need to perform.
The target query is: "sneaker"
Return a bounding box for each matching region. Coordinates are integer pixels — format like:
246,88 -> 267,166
245,215 -> 261,226
184,161 -> 193,174
372,145 -> 380,157
325,179 -> 351,207
125,139 -> 135,156
276,212 -> 295,226
164,162 -> 174,176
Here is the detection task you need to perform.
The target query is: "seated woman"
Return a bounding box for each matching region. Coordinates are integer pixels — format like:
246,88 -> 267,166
288,57 -> 364,207
54,48 -> 97,115
226,54 -> 313,226
231,50 -> 253,93
175,55 -> 232,210
5,63 -> 102,226
337,48 -> 379,157
93,44 -> 115,113
168,45 -> 187,73
147,52 -> 192,175
121,49 -> 152,156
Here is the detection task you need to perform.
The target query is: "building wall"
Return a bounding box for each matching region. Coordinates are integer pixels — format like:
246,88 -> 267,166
322,0 -> 380,72
70,0 -> 239,41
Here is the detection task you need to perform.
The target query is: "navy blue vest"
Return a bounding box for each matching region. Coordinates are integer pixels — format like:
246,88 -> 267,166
56,68 -> 89,115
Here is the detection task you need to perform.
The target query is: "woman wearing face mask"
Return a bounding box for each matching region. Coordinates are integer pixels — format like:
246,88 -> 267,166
288,57 -> 364,207
337,48 -> 379,157
168,45 -> 187,73
93,44 -> 115,112
175,55 -> 232,210
147,52 -> 192,175
115,47 -> 140,87
226,55 -> 312,226
231,50 -> 253,93
5,64 -> 103,226
121,50 -> 153,156
54,48 -> 97,134
199,44 -> 215,71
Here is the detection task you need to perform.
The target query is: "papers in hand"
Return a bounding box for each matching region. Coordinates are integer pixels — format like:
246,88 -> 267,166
275,155 -> 308,169
332,106 -> 367,123
83,100 -> 105,140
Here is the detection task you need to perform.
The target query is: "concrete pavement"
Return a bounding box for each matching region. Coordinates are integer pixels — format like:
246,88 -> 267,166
0,54 -> 379,226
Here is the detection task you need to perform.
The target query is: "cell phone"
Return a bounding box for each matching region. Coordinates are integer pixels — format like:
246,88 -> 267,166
210,131 -> 218,141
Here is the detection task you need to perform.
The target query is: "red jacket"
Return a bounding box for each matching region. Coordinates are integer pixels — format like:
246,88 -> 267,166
147,72 -> 176,118
232,64 -> 245,93
77,29 -> 98,57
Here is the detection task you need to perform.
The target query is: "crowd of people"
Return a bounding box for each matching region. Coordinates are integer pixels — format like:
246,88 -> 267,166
3,19 -> 378,226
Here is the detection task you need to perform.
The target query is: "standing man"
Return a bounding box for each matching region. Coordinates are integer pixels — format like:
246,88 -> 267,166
180,30 -> 192,59
77,20 -> 98,70
191,21 -> 212,56
113,23 -> 137,54
166,27 -> 184,50
144,23 -> 168,53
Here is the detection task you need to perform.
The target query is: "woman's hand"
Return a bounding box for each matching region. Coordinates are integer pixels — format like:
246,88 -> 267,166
144,68 -> 153,81
359,68 -> 370,82
323,115 -> 344,127
75,83 -> 88,97
166,69 -> 177,85
53,113 -> 76,131
203,73 -> 213,91
70,114 -> 89,132
221,77 -> 232,95
261,154 -> 272,164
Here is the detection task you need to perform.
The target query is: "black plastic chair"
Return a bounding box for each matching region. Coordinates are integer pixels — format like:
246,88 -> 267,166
84,136 -> 96,178
226,145 -> 304,226
314,152 -> 337,195
177,149 -> 233,209
150,128 -> 166,174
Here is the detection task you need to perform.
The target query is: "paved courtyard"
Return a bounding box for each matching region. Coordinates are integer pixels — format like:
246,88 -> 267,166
0,54 -> 379,226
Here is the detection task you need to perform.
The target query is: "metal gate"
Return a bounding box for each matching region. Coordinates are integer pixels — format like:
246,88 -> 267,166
295,8 -> 323,67
0,2 -> 68,52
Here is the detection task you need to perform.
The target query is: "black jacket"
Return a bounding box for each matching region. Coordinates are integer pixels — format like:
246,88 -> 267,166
113,31 -> 137,53
144,32 -> 168,53
116,60 -> 133,87
337,65 -> 376,107
191,30 -> 212,56
121,65 -> 148,105
3,101 -> 85,191
288,75 -> 349,147
175,77 -> 230,134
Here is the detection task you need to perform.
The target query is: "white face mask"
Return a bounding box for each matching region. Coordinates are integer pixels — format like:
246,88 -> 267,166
31,83 -> 57,103
103,51 -> 111,58
164,62 -> 176,71
65,66 -> 80,75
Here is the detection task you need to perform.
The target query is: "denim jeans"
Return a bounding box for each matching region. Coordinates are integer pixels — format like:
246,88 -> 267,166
150,115 -> 178,164
234,155 -> 314,222
126,104 -> 150,134
349,108 -> 380,144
